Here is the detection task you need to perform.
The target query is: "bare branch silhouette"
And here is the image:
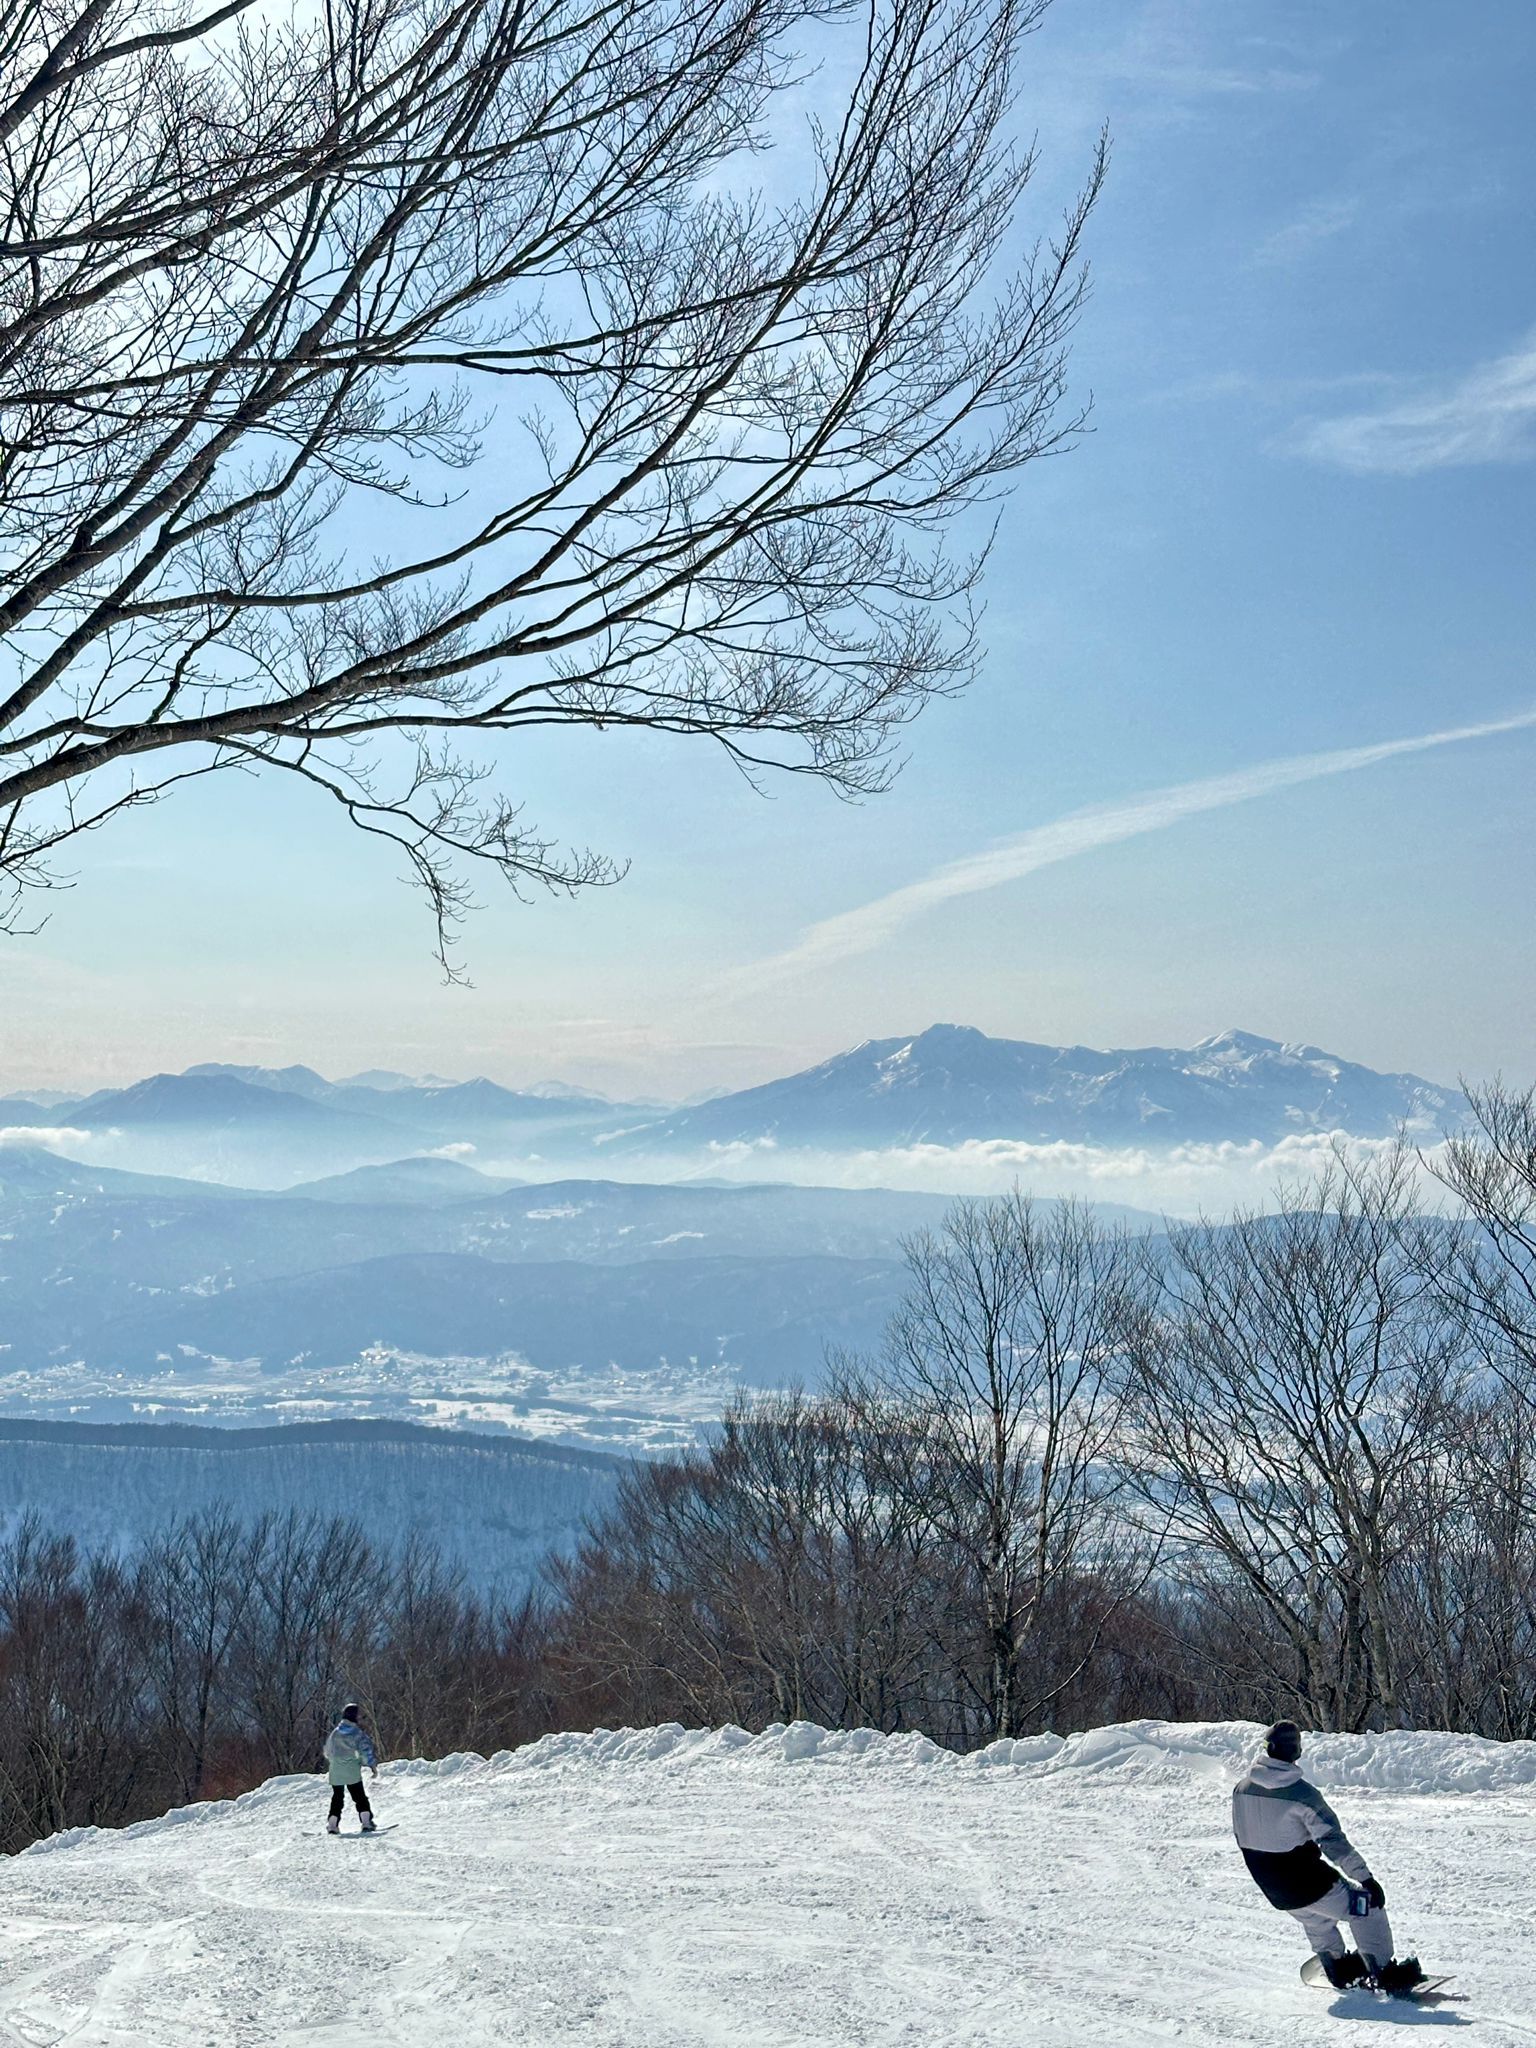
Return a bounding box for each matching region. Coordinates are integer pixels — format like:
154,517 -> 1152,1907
0,0 -> 1103,966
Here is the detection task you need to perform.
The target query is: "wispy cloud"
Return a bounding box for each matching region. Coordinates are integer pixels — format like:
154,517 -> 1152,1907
1252,194 -> 1359,266
1100,4 -> 1320,99
725,708 -> 1536,993
1295,333 -> 1536,473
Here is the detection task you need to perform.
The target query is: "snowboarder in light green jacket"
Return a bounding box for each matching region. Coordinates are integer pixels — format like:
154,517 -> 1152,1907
324,1703 -> 377,1834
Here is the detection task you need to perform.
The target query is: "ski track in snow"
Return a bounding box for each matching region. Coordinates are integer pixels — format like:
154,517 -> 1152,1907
0,1719 -> 1532,2046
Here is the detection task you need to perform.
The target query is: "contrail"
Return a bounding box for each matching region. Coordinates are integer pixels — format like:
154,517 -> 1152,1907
724,706 -> 1536,992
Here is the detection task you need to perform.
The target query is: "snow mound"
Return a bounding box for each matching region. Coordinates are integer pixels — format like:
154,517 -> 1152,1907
504,1718 -> 950,1773
27,1719 -> 1533,1870
1276,1725 -> 1536,1795
498,1715 -> 1536,1797
1007,1720 -> 1536,1796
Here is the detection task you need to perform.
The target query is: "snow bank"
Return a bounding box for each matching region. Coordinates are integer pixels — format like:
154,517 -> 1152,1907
26,1717 -> 1535,1867
502,1719 -> 949,1772
1006,1720 -> 1536,1795
498,1715 -> 1536,1797
21,1770 -> 321,1857
1279,1725 -> 1536,1796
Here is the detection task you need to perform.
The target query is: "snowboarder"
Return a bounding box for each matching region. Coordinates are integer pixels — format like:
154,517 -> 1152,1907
323,1702 -> 378,1834
1231,1720 -> 1423,1994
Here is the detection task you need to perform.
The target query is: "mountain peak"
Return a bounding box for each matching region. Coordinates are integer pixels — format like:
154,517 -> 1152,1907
1191,1028 -> 1285,1056
908,1023 -> 989,1045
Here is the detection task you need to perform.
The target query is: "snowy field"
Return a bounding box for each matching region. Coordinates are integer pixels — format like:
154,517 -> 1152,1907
0,1719 -> 1532,2047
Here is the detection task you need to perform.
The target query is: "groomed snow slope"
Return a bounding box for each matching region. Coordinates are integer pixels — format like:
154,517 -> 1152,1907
1,1719 -> 1531,2046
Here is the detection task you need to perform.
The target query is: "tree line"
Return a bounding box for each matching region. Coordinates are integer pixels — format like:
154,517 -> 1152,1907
0,1510 -> 545,1853
2,1081 -> 1534,1851
541,1082 -> 1536,1748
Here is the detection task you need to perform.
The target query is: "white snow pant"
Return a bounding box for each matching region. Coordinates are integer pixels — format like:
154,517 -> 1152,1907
1288,1882 -> 1394,1972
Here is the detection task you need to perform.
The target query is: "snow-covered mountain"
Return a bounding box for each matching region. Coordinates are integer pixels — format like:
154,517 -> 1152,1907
622,1024 -> 1467,1151
0,1718 -> 1525,2045
13,1067 -> 638,1183
5,1029 -> 1468,1184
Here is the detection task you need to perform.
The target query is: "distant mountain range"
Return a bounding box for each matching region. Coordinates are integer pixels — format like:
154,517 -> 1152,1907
0,1022 -> 1474,1456
0,1027 -> 1468,1185
618,1025 -> 1467,1153
180,1062 -> 621,1122
0,1064 -> 638,1183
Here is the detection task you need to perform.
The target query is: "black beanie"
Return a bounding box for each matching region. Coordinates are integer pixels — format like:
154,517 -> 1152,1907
1265,1720 -> 1302,1762
341,1702 -> 361,1723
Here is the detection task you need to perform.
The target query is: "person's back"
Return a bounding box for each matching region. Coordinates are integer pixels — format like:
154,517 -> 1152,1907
1230,1746 -> 1367,1909
323,1703 -> 378,1834
1231,1720 -> 1421,1994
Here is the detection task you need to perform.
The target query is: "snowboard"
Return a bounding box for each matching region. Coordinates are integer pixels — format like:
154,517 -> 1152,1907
1300,1956 -> 1453,2000
327,1823 -> 399,1838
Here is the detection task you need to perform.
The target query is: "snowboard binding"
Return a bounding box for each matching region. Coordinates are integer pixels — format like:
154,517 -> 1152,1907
1301,1954 -> 1449,2000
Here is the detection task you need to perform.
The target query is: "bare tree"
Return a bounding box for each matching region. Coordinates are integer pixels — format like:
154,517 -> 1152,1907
546,1386 -> 941,1730
1117,1151 -> 1465,1732
360,1532 -> 521,1760
1389,1385 -> 1536,1741
0,0 -> 1102,963
239,1510 -> 383,1773
0,1516 -> 149,1845
1432,1079 -> 1536,1405
136,1507 -> 264,1802
871,1194 -> 1138,1741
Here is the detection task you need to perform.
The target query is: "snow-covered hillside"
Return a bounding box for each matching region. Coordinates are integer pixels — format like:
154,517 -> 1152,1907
1,1719 -> 1529,2045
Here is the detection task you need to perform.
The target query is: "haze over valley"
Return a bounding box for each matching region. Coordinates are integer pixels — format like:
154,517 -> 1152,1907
0,1023 -> 1474,1470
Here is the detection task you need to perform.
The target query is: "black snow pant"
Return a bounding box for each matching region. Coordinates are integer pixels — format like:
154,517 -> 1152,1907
329,1781 -> 371,1820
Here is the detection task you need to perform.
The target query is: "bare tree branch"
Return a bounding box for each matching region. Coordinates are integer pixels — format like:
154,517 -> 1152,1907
0,0 -> 1102,959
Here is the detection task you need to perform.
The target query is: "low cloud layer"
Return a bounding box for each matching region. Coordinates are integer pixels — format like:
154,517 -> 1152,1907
0,1125 -> 94,1155
612,1130 -> 1452,1219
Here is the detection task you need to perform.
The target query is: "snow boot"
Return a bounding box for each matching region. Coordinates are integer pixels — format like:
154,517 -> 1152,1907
359,1811 -> 376,1834
1377,1958 -> 1426,1996
1321,1952 -> 1369,1991
326,1815 -> 340,1835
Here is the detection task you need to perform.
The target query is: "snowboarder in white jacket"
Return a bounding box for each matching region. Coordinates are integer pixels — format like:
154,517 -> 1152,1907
324,1703 -> 377,1834
1231,1721 -> 1422,1993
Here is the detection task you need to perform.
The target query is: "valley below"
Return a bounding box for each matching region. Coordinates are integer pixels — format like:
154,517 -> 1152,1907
0,1024 -> 1476,1565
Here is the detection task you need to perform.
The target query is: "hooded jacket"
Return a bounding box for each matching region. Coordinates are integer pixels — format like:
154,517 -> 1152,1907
323,1717 -> 377,1788
1230,1753 -> 1372,1910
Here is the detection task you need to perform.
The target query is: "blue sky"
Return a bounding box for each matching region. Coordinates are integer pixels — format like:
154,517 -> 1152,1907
4,0 -> 1534,1101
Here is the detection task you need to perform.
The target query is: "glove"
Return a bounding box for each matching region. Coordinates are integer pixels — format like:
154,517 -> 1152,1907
1362,1876 -> 1386,1910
